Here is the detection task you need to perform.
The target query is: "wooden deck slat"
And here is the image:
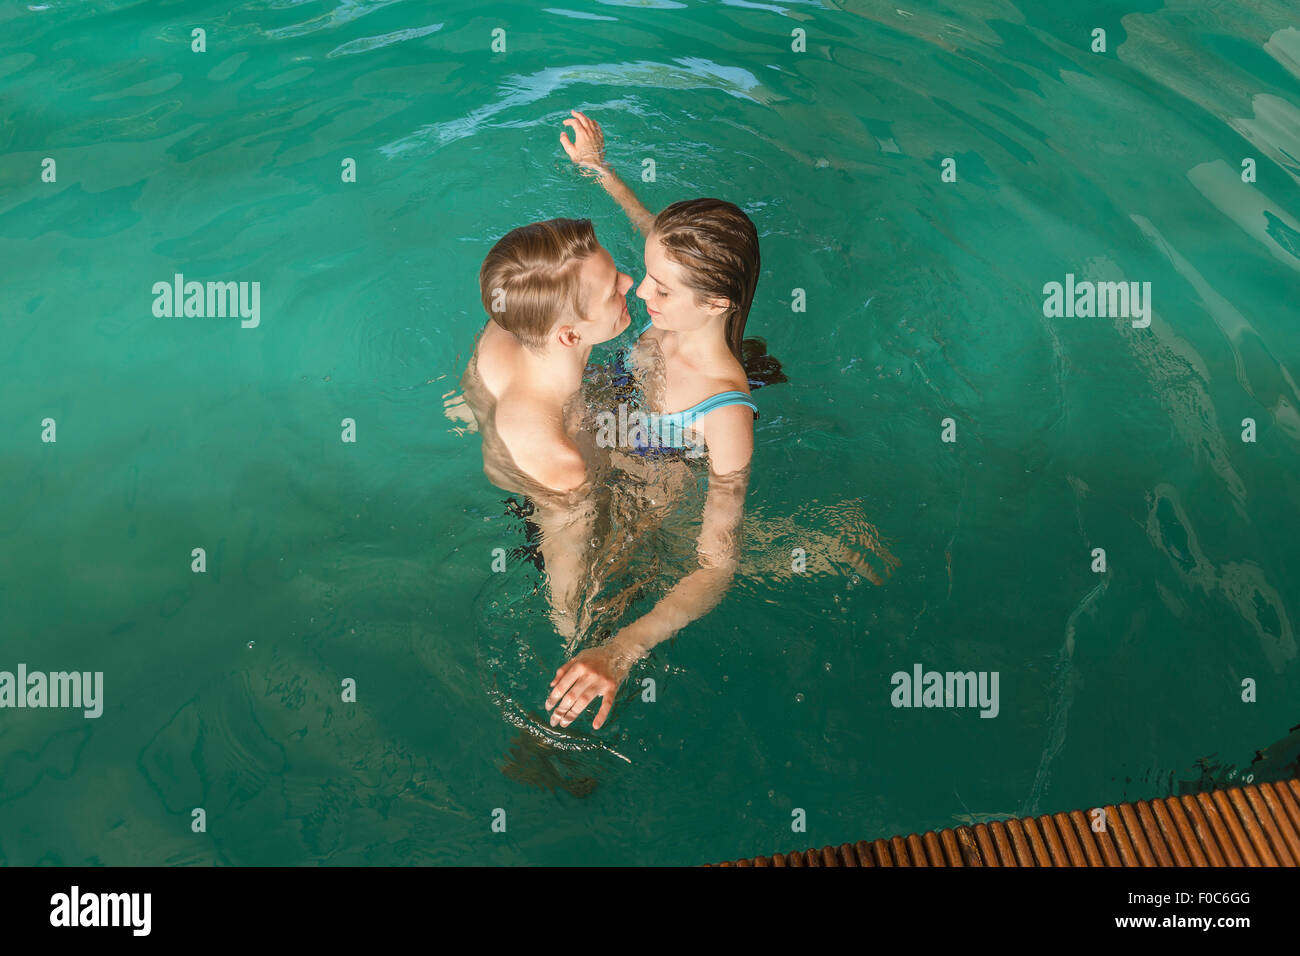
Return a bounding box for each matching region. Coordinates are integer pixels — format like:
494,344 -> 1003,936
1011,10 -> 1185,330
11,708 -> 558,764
890,835 -> 911,866
1052,812 -> 1087,866
1006,819 -> 1040,866
1103,805 -> 1138,866
1177,795 -> 1227,867
1197,792 -> 1250,865
1077,808 -> 1120,866
1217,788 -> 1269,865
1148,798 -> 1193,866
906,833 -> 929,866
1020,816 -> 1054,867
953,826 -> 982,866
1037,815 -> 1071,866
1119,803 -> 1159,866
972,823 -> 999,867
1163,796 -> 1208,867
871,838 -> 893,866
1261,782 -> 1300,860
1244,783 -> 1296,866
707,777 -> 1300,866
1067,810 -> 1104,866
938,827 -> 963,866
989,821 -> 1017,866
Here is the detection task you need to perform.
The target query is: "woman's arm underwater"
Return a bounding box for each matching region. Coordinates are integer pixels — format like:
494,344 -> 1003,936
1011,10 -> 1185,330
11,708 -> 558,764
545,406 -> 753,730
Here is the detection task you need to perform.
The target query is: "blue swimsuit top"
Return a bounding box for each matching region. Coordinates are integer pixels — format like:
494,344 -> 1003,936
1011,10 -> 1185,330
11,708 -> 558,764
616,321 -> 757,455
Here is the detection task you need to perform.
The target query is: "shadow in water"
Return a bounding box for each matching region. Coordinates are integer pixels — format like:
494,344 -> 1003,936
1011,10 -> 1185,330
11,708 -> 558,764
499,729 -> 598,798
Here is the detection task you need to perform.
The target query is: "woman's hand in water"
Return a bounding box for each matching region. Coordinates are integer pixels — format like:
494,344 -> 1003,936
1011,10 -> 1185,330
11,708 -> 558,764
559,109 -> 609,178
546,639 -> 640,730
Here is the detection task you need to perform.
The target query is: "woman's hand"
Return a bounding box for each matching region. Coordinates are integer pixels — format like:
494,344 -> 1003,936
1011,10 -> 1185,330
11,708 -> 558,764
559,109 -> 609,178
545,638 -> 641,730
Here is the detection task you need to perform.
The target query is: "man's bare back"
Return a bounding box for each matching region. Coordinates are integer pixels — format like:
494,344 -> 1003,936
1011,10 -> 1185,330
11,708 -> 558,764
472,320 -> 588,494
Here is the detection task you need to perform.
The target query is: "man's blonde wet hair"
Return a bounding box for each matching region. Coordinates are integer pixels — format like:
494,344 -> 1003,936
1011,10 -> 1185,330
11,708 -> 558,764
478,218 -> 600,350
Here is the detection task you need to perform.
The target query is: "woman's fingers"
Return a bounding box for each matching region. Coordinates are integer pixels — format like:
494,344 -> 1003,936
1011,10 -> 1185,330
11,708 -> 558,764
591,692 -> 615,731
545,664 -> 585,711
570,109 -> 601,141
562,116 -> 592,145
551,674 -> 600,727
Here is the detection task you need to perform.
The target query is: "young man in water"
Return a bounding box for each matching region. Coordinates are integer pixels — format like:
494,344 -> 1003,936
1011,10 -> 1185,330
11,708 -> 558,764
468,218 -> 633,491
461,218 -> 634,636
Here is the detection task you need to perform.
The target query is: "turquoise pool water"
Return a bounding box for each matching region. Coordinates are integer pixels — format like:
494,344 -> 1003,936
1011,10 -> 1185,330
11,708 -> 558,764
1,0 -> 1298,866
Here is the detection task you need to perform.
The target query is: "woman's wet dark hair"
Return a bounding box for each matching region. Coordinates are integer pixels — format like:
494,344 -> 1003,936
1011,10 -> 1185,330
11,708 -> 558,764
651,198 -> 787,388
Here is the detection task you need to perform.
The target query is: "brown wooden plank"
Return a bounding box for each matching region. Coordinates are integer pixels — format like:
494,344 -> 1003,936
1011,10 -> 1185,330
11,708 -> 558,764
1269,780 -> 1300,829
989,821 -> 1019,866
1244,783 -> 1297,866
1066,811 -> 1107,868
890,835 -> 912,866
1037,815 -> 1072,866
1117,803 -> 1158,866
1133,801 -> 1174,865
1149,798 -> 1193,866
1196,792 -> 1249,866
1093,807 -> 1129,865
1261,782 -> 1300,857
906,833 -> 929,866
1050,812 -> 1086,866
1079,808 -> 1121,866
953,826 -> 983,866
1207,790 -> 1260,865
1003,819 -> 1037,866
1162,795 -> 1209,866
973,823 -> 1000,867
1223,787 -> 1276,865
871,838 -> 894,866
1177,794 -> 1227,867
921,830 -> 945,866
1285,779 -> 1300,816
939,827 -> 965,866
851,840 -> 874,866
712,777 -> 1300,867
1020,816 -> 1055,866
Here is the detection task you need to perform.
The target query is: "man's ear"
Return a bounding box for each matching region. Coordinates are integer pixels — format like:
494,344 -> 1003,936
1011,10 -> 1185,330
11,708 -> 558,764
556,324 -> 582,348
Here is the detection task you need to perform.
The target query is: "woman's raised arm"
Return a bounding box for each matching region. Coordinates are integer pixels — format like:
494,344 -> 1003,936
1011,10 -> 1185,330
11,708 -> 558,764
560,110 -> 657,237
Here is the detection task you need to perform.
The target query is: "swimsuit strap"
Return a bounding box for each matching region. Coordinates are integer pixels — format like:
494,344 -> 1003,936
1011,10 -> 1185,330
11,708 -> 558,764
650,391 -> 758,430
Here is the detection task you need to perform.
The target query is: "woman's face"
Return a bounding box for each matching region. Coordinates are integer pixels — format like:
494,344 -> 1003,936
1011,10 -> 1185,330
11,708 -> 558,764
635,232 -> 727,332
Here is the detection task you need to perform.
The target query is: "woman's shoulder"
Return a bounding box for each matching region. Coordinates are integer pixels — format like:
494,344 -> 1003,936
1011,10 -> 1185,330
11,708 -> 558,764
710,351 -> 754,398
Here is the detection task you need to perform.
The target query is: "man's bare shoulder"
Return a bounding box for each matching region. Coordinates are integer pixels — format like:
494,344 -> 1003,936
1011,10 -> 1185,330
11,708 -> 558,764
473,321 -> 521,396
495,389 -> 587,493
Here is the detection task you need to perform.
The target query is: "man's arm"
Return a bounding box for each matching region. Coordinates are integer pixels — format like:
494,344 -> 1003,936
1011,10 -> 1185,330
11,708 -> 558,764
497,404 -> 594,639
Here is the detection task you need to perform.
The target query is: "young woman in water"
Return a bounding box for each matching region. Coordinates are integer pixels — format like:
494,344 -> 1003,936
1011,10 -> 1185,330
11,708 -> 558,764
544,110 -> 776,730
